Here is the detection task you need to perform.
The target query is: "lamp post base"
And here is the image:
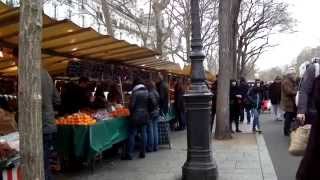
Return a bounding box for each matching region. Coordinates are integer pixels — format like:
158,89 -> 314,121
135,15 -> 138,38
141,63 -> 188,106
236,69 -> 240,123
181,91 -> 218,180
182,156 -> 218,180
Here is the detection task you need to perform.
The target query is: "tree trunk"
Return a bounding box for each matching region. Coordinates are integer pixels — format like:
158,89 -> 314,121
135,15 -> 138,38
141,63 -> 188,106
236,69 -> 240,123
215,0 -> 242,140
18,0 -> 44,179
153,2 -> 163,55
101,0 -> 114,36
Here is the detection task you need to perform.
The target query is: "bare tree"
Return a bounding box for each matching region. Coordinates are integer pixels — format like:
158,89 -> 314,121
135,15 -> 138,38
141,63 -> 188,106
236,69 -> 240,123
236,0 -> 294,78
19,0 -> 44,179
215,0 -> 242,140
165,0 -> 219,63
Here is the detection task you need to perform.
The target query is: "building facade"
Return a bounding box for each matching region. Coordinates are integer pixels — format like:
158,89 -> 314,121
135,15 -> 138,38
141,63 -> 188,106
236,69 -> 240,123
1,0 -> 152,47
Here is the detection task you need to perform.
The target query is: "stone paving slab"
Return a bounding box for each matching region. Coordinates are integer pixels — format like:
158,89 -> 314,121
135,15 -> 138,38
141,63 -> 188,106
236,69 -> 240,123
56,123 -> 277,180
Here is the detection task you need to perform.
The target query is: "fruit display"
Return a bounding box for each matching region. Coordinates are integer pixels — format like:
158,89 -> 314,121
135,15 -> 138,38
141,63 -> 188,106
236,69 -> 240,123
56,113 -> 96,126
0,142 -> 17,162
92,110 -> 111,121
110,108 -> 130,118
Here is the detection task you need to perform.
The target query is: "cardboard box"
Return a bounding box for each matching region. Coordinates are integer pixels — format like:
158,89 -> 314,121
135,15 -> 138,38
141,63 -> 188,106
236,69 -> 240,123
0,109 -> 17,135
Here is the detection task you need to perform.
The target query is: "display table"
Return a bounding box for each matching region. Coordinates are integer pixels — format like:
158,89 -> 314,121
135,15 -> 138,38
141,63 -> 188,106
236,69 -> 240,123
56,118 -> 128,162
0,166 -> 21,180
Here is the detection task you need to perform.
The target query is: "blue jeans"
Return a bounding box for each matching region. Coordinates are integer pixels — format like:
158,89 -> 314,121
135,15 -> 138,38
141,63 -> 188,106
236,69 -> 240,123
252,109 -> 261,130
146,116 -> 159,152
127,125 -> 147,158
245,107 -> 252,123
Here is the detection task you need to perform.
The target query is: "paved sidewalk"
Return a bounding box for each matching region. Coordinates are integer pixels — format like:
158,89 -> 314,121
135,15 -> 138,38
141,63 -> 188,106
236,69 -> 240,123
56,123 -> 277,180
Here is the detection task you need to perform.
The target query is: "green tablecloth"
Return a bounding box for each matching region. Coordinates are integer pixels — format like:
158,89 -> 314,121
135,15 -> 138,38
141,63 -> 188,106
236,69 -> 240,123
56,118 -> 128,161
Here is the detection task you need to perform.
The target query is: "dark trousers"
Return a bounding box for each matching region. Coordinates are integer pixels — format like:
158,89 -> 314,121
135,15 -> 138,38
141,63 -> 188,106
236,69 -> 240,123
230,105 -> 240,131
245,106 -> 252,123
176,109 -> 186,130
211,108 -> 216,132
240,106 -> 245,122
284,112 -> 296,135
43,133 -> 54,180
126,125 -> 147,158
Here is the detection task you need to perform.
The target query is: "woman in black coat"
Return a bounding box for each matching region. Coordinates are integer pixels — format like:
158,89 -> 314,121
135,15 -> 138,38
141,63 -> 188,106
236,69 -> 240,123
174,80 -> 186,131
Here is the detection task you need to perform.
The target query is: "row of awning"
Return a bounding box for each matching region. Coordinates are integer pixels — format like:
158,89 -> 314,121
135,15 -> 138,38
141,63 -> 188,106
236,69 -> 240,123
0,2 -> 181,76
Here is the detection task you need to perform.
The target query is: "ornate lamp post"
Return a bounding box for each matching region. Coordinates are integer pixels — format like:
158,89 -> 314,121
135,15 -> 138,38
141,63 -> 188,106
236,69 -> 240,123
181,0 -> 218,179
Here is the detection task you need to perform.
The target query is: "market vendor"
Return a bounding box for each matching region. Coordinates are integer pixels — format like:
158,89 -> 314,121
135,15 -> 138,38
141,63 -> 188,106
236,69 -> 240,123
61,77 -> 91,114
107,83 -> 122,104
92,86 -> 107,109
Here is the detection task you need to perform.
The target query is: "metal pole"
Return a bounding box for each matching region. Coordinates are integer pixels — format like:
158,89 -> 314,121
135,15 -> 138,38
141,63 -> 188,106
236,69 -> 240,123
182,0 -> 218,179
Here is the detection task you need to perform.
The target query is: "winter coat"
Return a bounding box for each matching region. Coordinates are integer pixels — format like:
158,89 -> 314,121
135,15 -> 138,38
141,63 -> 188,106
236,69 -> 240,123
297,63 -> 318,122
157,80 -> 169,114
174,85 -> 185,112
230,84 -> 240,106
41,69 -> 61,134
281,76 -> 297,113
130,84 -> 150,126
269,82 -> 282,105
211,81 -> 218,111
247,87 -> 263,110
148,89 -> 160,118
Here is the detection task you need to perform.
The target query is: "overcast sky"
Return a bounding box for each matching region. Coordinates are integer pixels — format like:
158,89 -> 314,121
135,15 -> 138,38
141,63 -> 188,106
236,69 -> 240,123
136,0 -> 320,70
257,0 -> 320,70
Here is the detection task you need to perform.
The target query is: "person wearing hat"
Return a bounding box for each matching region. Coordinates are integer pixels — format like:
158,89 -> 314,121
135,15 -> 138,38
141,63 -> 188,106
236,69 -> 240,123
269,76 -> 282,121
281,67 -> 297,136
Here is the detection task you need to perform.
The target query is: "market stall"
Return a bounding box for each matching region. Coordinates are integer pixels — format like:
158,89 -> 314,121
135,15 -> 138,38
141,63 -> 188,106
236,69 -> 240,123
0,1 -> 181,176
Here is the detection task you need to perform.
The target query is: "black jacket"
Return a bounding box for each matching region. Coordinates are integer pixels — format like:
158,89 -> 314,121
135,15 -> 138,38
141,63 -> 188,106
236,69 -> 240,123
269,82 -> 282,105
130,84 -> 150,126
247,87 -> 263,110
148,89 -> 160,118
157,81 -> 169,114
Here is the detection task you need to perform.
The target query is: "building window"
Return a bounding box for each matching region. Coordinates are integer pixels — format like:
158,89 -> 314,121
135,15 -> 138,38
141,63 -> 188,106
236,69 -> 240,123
81,15 -> 85,27
67,9 -> 72,19
79,0 -> 86,9
112,19 -> 117,26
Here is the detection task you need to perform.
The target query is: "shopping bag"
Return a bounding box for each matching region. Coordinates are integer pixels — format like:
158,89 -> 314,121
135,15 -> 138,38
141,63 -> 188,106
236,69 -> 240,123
288,124 -> 311,156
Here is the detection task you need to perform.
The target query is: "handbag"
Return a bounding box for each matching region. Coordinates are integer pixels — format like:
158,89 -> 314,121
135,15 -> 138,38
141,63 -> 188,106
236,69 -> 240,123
288,124 -> 311,156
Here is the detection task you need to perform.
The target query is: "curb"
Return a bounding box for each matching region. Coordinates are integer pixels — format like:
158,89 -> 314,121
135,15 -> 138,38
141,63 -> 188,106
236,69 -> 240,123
256,133 -> 278,180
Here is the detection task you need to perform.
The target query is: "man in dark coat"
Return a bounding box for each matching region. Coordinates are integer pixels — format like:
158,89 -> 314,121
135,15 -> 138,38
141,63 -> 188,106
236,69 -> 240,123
281,68 -> 297,136
230,80 -> 242,133
238,77 -> 250,124
157,72 -> 169,115
41,69 -> 61,180
269,76 -> 282,121
210,79 -> 218,132
123,78 -> 149,160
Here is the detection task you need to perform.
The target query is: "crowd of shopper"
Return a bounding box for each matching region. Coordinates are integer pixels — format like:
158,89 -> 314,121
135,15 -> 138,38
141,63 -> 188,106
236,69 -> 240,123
210,58 -> 320,180
123,72 -> 187,160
